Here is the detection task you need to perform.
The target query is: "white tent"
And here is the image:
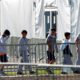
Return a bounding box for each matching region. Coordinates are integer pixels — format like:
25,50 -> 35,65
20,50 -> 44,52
45,0 -> 70,41
0,0 -> 79,41
0,0 -> 33,38
36,0 -> 80,42
70,0 -> 80,42
57,0 -> 70,41
0,0 -> 45,39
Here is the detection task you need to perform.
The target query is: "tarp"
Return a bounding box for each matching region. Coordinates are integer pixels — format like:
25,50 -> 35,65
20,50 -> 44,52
0,0 -> 45,39
34,0 -> 45,38
76,2 -> 80,41
69,0 -> 79,42
57,0 -> 70,41
0,0 -> 78,41
1,0 -> 33,38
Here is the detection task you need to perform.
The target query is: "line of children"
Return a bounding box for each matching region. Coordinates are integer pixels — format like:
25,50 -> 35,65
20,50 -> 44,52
0,29 -> 80,75
46,30 -> 74,74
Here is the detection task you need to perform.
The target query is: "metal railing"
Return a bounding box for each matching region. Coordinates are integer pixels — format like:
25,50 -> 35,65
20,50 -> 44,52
0,42 -> 80,79
0,43 -> 78,64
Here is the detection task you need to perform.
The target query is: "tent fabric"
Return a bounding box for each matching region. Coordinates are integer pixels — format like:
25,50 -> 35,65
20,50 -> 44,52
69,0 -> 80,42
1,0 -> 33,38
0,0 -> 79,41
76,2 -> 80,40
35,0 -> 45,38
69,0 -> 79,42
44,0 -> 70,41
0,0 -> 45,39
57,0 -> 70,41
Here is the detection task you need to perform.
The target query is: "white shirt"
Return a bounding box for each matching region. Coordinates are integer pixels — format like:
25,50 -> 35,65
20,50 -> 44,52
60,39 -> 70,50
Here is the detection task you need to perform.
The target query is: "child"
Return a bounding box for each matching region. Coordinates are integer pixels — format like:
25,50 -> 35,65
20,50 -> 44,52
47,28 -> 58,64
0,30 -> 10,76
17,30 -> 34,74
46,28 -> 58,73
61,32 -> 73,74
74,34 -> 80,73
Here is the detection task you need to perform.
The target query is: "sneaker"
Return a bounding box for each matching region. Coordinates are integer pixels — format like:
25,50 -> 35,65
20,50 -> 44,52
73,71 -> 80,74
29,71 -> 35,74
47,69 -> 53,74
46,68 -> 53,74
0,71 -> 6,76
17,71 -> 23,75
61,72 -> 68,74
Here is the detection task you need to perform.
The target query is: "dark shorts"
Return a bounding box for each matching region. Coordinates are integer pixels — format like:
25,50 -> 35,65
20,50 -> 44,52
47,51 -> 55,61
0,53 -> 8,62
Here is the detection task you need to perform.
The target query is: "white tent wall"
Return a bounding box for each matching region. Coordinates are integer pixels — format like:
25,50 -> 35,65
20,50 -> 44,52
0,0 -> 77,42
57,0 -> 70,41
76,1 -> 80,40
1,0 -> 33,38
35,0 -> 45,39
69,0 -> 79,42
44,0 -> 71,41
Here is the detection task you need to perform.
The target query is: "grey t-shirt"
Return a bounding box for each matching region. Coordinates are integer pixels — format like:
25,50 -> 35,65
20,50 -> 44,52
47,35 -> 58,52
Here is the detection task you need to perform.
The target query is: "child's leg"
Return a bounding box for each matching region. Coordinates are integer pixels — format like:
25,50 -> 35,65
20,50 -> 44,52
24,54 -> 32,72
62,54 -> 73,73
21,51 -> 33,73
47,51 -> 56,64
17,51 -> 25,74
17,58 -> 23,73
46,51 -> 55,74
0,54 -> 8,75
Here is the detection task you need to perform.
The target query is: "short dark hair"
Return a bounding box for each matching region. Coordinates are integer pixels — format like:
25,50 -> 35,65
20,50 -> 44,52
51,28 -> 56,32
64,32 -> 70,38
21,30 -> 27,34
3,29 -> 10,37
